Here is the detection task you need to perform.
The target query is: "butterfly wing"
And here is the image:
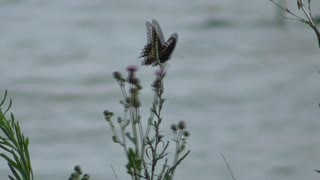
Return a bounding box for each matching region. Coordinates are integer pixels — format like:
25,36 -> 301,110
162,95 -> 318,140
152,19 -> 165,47
140,25 -> 160,65
146,21 -> 153,45
159,33 -> 178,63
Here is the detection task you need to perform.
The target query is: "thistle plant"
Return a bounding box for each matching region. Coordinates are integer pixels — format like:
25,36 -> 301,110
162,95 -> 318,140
0,90 -> 33,180
104,63 -> 190,180
270,0 -> 320,47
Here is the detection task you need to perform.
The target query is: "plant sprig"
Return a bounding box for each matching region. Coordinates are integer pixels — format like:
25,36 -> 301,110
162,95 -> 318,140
104,64 -> 190,180
0,90 -> 34,180
270,0 -> 320,47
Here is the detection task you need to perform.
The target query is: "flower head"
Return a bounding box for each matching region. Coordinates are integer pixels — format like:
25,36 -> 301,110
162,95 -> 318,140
126,65 -> 138,73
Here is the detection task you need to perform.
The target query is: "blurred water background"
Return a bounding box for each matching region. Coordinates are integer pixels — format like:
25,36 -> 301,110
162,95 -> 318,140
1,0 -> 320,179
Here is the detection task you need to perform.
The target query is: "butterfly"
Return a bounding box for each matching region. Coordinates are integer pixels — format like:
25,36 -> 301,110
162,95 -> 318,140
139,19 -> 178,66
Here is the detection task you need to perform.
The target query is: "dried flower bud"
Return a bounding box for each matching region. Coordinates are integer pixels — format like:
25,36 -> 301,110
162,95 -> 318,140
183,131 -> 190,137
74,165 -> 82,174
82,174 -> 90,180
177,120 -> 186,130
113,71 -> 123,81
170,124 -> 177,132
71,172 -> 79,178
103,110 -> 113,117
103,110 -> 114,121
129,77 -> 140,86
127,74 -> 137,84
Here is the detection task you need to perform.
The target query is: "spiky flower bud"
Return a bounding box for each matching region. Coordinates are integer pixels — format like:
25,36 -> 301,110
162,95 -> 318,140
126,65 -> 139,84
183,131 -> 190,137
71,172 -> 79,178
81,174 -> 90,180
113,71 -> 123,81
128,76 -> 139,84
103,110 -> 114,121
177,120 -> 186,130
129,77 -> 140,86
74,165 -> 82,174
170,124 -> 177,132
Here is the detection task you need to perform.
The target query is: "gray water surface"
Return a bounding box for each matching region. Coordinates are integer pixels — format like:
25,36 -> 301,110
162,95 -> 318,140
1,0 -> 320,179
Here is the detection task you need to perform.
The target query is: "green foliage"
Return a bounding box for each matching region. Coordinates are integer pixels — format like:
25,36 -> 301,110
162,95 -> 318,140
126,148 -> 142,176
0,90 -> 33,180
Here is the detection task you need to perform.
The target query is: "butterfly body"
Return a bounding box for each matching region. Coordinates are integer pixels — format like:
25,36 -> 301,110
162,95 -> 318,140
140,19 -> 178,66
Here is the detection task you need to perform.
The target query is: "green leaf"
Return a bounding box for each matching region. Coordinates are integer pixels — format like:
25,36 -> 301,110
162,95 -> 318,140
0,91 -> 33,180
8,175 -> 16,180
0,153 -> 17,167
8,163 -> 22,180
0,143 -> 13,153
0,90 -> 8,107
126,148 -> 142,176
4,99 -> 12,115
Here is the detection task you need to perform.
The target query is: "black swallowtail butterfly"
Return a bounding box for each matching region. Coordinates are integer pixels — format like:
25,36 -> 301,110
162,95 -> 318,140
139,19 -> 178,66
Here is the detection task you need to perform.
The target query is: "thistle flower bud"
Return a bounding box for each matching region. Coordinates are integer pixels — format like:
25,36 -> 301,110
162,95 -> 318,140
74,165 -> 82,174
71,172 -> 79,178
103,110 -> 113,117
128,76 -> 138,84
126,65 -> 139,84
129,77 -> 140,86
170,124 -> 177,132
183,131 -> 190,137
81,174 -> 90,180
103,110 -> 114,121
177,120 -> 186,130
113,71 -> 123,81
